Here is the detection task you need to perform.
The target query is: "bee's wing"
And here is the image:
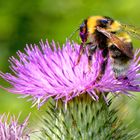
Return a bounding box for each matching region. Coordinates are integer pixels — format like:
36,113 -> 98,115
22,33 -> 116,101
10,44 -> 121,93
96,26 -> 134,59
121,24 -> 140,40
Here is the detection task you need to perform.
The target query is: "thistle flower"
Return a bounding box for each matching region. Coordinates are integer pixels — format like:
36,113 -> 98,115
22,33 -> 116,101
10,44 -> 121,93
0,113 -> 30,140
0,40 -> 140,108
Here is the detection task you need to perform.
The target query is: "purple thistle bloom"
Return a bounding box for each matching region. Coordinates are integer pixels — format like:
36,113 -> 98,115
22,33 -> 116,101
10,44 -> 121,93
0,40 -> 140,108
0,113 -> 30,140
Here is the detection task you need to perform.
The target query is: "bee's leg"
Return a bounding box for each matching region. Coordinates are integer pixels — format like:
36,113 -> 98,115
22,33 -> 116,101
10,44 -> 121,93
75,43 -> 84,66
87,44 -> 97,71
85,48 -> 108,92
96,59 -> 108,82
85,48 -> 108,90
116,76 -> 128,80
95,48 -> 108,83
88,53 -> 92,71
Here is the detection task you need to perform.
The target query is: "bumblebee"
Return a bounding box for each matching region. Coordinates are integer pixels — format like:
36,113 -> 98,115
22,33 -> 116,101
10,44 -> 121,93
75,16 -> 135,82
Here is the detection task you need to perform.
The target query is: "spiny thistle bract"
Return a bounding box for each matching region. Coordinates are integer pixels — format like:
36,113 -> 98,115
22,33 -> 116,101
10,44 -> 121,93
39,94 -> 138,140
0,41 -> 140,108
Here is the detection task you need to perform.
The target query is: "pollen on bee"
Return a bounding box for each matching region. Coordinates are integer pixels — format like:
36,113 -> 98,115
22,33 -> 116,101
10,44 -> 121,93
108,21 -> 121,32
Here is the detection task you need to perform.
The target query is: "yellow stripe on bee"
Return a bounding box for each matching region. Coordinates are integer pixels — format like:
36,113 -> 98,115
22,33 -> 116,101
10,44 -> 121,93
87,16 -> 104,34
117,32 -> 131,42
108,32 -> 131,46
107,21 -> 121,32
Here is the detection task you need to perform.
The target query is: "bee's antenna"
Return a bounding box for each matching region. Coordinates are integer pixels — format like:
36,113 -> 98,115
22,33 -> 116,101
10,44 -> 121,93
68,28 -> 80,40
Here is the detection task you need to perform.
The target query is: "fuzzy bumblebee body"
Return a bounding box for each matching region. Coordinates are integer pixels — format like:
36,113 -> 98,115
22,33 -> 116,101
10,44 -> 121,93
76,16 -> 134,81
109,32 -> 133,78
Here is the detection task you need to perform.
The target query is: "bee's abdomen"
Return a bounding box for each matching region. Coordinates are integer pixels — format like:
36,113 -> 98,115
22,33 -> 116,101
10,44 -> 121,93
112,62 -> 129,78
109,45 -> 132,62
109,45 -> 132,78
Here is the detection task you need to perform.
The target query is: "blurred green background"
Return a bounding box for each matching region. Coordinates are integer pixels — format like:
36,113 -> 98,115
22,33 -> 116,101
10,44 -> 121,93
0,0 -> 140,139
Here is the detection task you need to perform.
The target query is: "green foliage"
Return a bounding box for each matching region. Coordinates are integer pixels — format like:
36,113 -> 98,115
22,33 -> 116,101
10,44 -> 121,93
39,94 -> 138,140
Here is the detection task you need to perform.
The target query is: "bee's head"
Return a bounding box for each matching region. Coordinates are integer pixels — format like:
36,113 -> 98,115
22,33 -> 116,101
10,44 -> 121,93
87,16 -> 121,34
79,19 -> 88,43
